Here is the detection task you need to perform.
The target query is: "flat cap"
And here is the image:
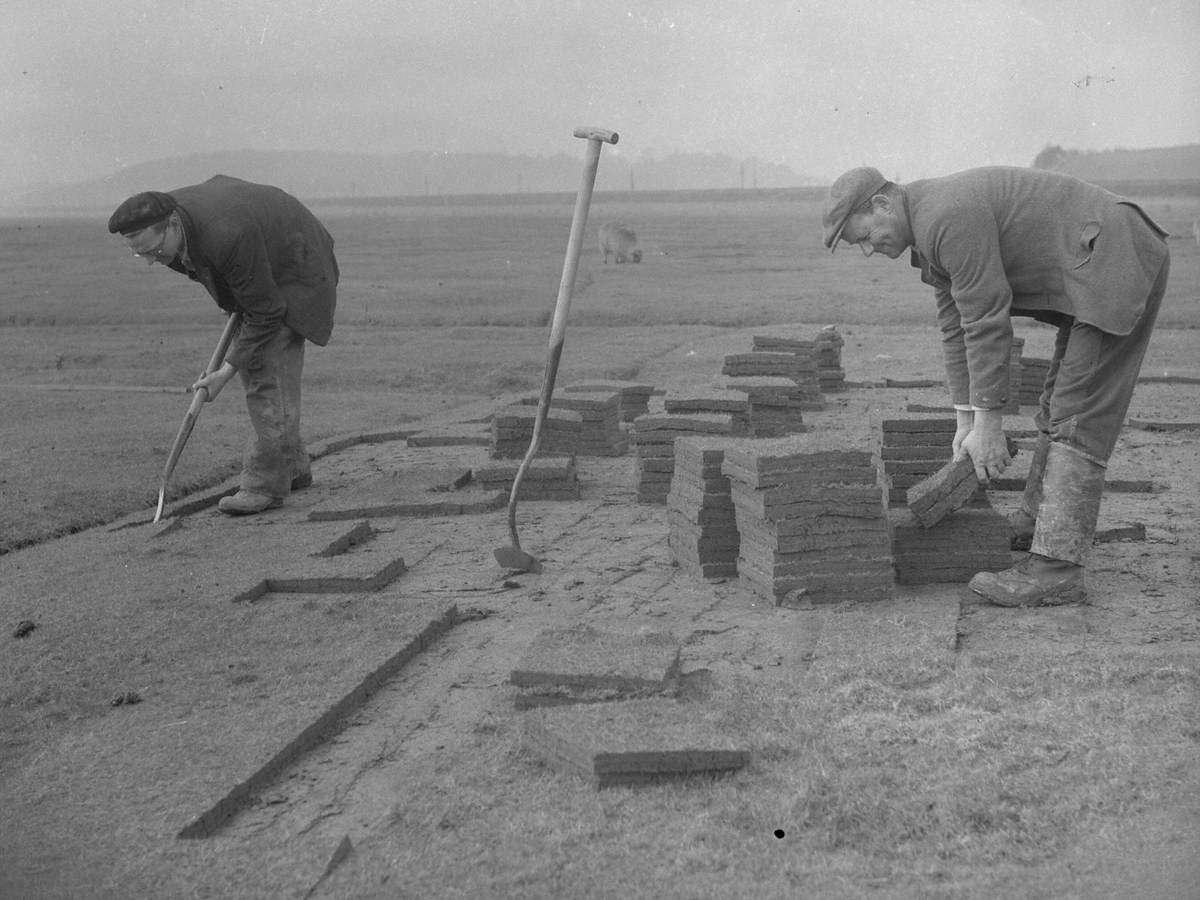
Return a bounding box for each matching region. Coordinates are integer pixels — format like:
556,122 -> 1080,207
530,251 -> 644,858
821,166 -> 888,251
107,191 -> 177,235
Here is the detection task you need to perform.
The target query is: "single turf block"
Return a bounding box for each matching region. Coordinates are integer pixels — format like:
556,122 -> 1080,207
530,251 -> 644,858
510,624 -> 682,705
521,697 -> 750,787
906,456 -> 983,527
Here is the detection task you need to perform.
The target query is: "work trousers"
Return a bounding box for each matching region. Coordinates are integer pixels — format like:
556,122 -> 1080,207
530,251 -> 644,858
239,325 -> 309,498
1035,252 -> 1170,465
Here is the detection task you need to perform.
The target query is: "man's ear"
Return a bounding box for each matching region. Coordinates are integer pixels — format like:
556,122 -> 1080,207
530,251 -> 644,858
870,194 -> 893,213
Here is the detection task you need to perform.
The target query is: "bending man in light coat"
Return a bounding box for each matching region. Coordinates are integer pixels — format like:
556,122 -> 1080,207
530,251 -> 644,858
822,165 -> 1169,607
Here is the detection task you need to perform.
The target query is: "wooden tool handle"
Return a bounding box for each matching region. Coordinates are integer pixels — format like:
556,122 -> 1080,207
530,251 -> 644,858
505,126 -> 616,549
573,126 -> 619,145
152,312 -> 243,522
204,313 -> 242,377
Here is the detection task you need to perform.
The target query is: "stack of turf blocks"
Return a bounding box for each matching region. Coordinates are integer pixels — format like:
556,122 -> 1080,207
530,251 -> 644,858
881,417 -> 1011,584
1003,337 -> 1025,414
721,435 -> 893,606
892,504 -> 1012,585
812,325 -> 847,392
662,389 -> 752,436
745,336 -> 826,409
520,390 -> 627,456
490,405 -> 582,459
473,456 -> 580,501
563,381 -> 654,424
667,436 -> 739,579
879,417 -> 963,506
630,413 -> 735,504
717,376 -> 808,437
1019,353 -> 1051,408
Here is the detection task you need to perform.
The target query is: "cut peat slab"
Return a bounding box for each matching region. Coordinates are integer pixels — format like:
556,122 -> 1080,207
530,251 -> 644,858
906,456 -> 984,528
474,456 -> 580,501
522,698 -> 750,787
510,624 -> 681,709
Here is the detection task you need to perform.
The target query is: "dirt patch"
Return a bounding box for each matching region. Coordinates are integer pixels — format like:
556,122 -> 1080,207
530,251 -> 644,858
2,354 -> 1197,898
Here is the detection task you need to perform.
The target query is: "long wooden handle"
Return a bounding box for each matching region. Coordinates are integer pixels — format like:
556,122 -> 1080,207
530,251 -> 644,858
505,127 -> 616,548
153,313 -> 243,520
544,139 -> 604,352
203,313 -> 242,378
572,126 -> 619,145
167,311 -> 240,472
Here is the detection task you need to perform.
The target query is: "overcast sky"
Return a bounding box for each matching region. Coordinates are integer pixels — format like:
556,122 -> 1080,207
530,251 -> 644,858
4,0 -> 1198,190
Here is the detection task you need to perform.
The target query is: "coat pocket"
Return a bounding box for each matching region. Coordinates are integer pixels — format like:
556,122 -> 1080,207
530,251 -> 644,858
1072,221 -> 1102,269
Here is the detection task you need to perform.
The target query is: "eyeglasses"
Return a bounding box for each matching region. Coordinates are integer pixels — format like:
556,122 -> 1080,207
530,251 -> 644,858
130,226 -> 175,262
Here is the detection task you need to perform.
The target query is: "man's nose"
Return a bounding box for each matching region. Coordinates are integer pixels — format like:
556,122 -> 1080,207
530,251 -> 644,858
858,241 -> 875,257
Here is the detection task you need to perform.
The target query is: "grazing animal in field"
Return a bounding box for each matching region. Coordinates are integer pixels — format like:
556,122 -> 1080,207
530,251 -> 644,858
599,222 -> 642,264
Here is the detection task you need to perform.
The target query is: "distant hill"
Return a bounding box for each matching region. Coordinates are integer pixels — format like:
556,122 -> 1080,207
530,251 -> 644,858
11,144 -> 1193,213
1033,143 -> 1200,183
2,149 -> 820,212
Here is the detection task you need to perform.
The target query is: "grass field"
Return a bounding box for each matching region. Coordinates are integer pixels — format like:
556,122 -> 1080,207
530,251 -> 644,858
2,185 -> 1198,554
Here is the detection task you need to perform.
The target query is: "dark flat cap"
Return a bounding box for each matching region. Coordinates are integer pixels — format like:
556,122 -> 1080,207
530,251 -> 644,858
107,191 -> 177,235
822,166 -> 888,251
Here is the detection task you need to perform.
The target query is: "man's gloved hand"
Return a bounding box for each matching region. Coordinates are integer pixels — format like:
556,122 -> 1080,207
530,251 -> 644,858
958,408 -> 1012,481
191,361 -> 238,402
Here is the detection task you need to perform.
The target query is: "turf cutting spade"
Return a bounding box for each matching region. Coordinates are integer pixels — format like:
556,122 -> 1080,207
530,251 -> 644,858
152,313 -> 242,523
494,126 -> 619,572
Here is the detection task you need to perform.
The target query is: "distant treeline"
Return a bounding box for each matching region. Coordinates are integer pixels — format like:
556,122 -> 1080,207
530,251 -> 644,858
9,144 -> 1198,213
1086,179 -> 1200,198
7,150 -> 821,211
1034,144 -> 1200,185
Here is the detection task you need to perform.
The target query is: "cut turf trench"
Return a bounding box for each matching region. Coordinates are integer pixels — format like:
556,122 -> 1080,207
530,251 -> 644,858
177,600 -> 459,838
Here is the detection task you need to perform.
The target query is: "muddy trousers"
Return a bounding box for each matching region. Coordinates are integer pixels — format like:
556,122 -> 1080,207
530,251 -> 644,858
1033,254 -> 1170,466
238,326 -> 310,499
1025,253 -> 1170,563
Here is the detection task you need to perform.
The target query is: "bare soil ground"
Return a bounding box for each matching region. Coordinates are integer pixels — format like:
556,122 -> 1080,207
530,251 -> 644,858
1,192 -> 1198,898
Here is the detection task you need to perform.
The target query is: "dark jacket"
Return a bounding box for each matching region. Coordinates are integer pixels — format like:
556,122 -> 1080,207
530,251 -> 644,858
905,167 -> 1168,408
166,175 -> 339,372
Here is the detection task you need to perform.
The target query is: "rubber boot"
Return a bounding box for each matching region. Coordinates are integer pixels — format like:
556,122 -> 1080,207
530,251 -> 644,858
1008,432 -> 1050,551
218,490 -> 283,516
970,444 -> 1104,607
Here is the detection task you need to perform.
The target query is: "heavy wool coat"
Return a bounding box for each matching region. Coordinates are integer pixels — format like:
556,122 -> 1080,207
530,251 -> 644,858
904,167 -> 1168,408
166,175 -> 339,372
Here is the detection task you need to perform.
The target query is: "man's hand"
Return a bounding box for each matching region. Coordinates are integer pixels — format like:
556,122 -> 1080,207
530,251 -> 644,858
191,361 -> 237,402
952,408 -> 974,457
957,408 -> 1011,481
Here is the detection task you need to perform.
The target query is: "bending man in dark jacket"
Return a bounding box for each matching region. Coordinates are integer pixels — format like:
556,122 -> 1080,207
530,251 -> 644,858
109,175 -> 339,515
822,165 -> 1169,607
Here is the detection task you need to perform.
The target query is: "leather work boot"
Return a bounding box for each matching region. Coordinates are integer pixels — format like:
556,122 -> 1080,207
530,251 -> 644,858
971,442 -> 1104,607
218,491 -> 283,516
969,554 -> 1084,606
290,472 -> 313,491
1010,432 -> 1050,551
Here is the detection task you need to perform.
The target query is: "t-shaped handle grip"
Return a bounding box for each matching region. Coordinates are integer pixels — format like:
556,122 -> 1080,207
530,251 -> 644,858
573,126 -> 619,144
